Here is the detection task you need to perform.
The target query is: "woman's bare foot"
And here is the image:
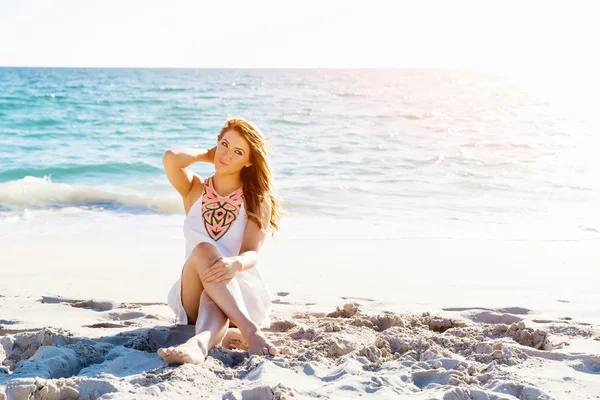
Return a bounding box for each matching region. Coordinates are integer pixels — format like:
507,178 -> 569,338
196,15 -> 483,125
221,328 -> 248,350
247,330 -> 278,356
157,336 -> 208,365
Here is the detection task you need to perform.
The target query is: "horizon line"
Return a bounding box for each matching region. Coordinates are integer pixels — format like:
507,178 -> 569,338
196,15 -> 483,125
0,65 -> 512,70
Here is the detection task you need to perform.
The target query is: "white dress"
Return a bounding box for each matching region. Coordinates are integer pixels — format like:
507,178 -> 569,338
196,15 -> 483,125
167,175 -> 272,329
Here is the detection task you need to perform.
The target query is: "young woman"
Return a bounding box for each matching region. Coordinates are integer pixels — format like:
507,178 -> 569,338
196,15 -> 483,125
157,117 -> 284,365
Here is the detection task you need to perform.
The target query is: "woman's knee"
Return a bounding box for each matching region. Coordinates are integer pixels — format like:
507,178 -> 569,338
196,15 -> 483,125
187,242 -> 220,272
190,242 -> 219,260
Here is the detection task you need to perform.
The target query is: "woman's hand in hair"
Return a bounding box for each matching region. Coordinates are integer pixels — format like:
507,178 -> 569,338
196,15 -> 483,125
202,256 -> 242,283
162,146 -> 216,198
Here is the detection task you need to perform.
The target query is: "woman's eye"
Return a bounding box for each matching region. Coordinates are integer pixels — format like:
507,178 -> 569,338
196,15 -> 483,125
222,142 -> 228,147
236,151 -> 242,156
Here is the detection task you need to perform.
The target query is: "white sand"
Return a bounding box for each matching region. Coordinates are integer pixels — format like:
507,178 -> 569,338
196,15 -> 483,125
1,229 -> 599,399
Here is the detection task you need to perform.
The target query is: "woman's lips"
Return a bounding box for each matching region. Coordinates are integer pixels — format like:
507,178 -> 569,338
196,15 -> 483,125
219,159 -> 228,166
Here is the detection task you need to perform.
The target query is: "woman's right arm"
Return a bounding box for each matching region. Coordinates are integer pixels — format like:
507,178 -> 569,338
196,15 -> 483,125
163,146 -> 216,198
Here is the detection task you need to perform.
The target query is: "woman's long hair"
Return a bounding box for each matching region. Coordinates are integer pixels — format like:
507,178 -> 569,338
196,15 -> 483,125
217,117 -> 286,236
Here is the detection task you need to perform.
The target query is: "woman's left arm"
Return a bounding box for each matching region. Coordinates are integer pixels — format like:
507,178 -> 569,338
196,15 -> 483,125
202,200 -> 271,283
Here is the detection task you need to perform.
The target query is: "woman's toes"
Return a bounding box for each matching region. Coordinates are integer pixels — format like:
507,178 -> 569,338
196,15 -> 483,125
158,347 -> 175,362
268,345 -> 278,356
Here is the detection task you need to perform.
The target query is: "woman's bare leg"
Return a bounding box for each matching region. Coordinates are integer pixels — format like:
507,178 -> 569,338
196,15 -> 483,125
197,243 -> 277,356
171,242 -> 276,356
158,291 -> 229,364
159,243 -> 277,359
180,251 -> 205,325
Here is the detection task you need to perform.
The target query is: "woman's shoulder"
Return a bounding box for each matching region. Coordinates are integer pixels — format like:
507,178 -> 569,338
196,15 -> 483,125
183,174 -> 208,214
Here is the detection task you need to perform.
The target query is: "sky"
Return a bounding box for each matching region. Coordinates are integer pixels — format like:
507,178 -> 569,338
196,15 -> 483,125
0,0 -> 598,68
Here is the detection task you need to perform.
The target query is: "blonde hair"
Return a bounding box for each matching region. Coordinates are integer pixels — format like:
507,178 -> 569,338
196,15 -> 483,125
217,117 -> 286,236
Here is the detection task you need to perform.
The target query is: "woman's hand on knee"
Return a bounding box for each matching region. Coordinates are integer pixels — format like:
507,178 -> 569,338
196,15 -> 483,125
202,256 -> 242,283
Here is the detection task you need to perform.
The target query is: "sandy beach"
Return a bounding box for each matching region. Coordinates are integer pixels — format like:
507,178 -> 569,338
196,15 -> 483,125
2,1 -> 600,397
1,224 -> 599,399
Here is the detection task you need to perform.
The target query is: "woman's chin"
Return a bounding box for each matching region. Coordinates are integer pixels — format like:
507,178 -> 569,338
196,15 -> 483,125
216,164 -> 244,176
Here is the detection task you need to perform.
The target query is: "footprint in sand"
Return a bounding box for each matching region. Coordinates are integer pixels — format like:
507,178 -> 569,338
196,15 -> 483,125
41,296 -> 118,311
85,321 -> 135,328
119,301 -> 167,309
107,311 -> 147,321
443,306 -> 532,315
495,307 -> 531,315
0,321 -> 38,335
470,311 -> 523,325
443,307 -> 493,312
41,296 -> 166,312
341,296 -> 375,302
272,299 -> 315,306
0,320 -> 35,335
411,368 -> 466,389
85,311 -> 159,328
443,307 -> 531,325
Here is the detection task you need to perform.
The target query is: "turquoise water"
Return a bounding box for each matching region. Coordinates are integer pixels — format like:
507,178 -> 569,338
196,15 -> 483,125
1,68 -> 599,240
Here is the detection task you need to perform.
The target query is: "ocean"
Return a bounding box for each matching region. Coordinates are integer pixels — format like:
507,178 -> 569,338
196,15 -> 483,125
1,68 -> 598,241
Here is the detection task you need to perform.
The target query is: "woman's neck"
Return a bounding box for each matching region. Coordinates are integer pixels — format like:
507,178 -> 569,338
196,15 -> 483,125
212,172 -> 243,197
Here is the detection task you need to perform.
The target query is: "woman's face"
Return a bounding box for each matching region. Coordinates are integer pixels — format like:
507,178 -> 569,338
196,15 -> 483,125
215,129 -> 252,173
